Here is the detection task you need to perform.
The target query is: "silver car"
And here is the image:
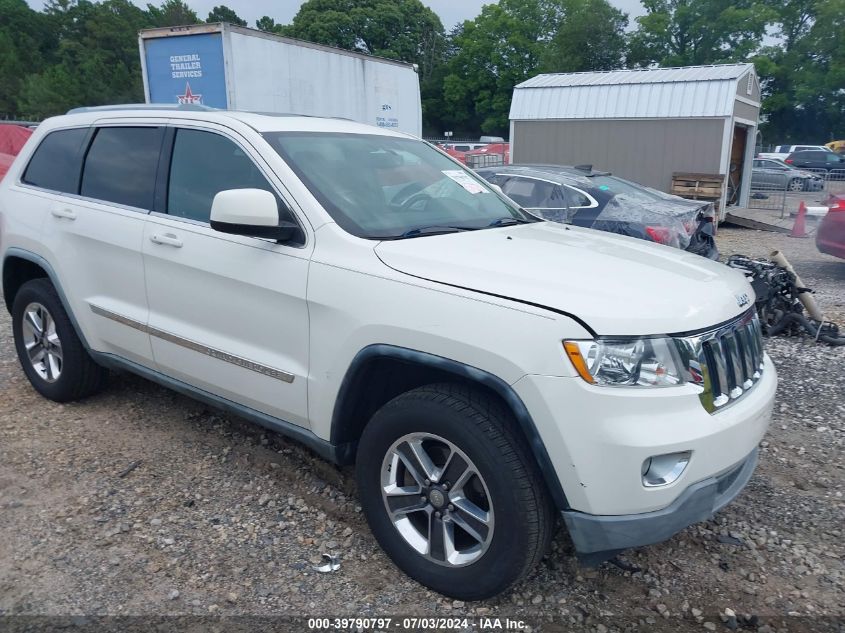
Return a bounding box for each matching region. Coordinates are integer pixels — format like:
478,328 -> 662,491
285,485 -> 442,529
752,158 -> 824,192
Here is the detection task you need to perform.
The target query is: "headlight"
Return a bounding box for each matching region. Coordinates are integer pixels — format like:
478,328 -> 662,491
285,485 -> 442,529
563,338 -> 684,387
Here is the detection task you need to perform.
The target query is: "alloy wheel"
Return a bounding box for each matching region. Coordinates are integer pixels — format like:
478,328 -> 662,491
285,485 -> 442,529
21,302 -> 63,383
380,432 -> 494,567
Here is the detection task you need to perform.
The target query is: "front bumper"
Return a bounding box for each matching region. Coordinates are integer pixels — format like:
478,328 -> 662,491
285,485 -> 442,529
512,354 -> 776,515
562,448 -> 758,565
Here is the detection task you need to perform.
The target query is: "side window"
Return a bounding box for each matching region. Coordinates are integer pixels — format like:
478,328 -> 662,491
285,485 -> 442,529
500,177 -> 538,207
535,181 -> 567,208
502,177 -> 566,209
563,186 -> 593,208
22,128 -> 88,193
502,177 -> 567,209
484,174 -> 510,187
81,127 -> 163,209
167,128 -> 285,223
827,153 -> 843,163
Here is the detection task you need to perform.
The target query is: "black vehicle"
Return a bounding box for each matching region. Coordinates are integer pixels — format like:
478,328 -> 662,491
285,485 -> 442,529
476,164 -> 718,259
785,150 -> 845,175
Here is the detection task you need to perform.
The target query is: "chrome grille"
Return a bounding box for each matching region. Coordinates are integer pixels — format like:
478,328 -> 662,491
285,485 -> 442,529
675,311 -> 765,413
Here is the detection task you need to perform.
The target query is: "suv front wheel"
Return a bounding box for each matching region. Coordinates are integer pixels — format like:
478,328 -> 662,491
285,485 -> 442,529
12,278 -> 107,402
356,383 -> 554,600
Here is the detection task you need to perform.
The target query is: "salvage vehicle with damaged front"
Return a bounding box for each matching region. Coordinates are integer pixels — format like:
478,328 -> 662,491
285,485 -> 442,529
476,164 -> 719,259
0,106 -> 776,600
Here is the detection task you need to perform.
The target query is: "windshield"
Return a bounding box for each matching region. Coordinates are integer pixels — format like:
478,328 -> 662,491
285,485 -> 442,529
264,132 -> 528,239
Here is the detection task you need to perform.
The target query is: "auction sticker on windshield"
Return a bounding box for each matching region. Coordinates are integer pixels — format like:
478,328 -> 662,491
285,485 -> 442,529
443,170 -> 486,194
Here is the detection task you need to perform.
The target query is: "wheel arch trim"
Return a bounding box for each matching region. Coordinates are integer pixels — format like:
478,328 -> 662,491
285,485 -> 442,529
2,247 -> 91,350
331,344 -> 570,510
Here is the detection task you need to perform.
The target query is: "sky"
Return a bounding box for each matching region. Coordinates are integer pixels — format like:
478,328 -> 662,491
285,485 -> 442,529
26,0 -> 647,31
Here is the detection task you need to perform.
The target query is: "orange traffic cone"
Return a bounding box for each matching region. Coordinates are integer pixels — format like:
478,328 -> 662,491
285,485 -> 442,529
789,201 -> 809,238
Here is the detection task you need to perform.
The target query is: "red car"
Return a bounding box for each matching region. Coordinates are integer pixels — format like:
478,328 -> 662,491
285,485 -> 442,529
0,124 -> 34,181
817,194 -> 845,260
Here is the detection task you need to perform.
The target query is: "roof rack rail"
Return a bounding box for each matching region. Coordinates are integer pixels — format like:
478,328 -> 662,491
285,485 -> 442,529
66,103 -> 217,114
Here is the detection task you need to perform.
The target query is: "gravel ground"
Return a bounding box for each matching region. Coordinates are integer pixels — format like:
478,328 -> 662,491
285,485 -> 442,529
1,227 -> 843,632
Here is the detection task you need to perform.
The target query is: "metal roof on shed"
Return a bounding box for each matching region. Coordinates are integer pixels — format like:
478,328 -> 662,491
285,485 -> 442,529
510,63 -> 756,120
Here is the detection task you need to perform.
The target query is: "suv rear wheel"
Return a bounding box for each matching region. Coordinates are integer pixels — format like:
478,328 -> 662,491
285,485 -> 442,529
12,278 -> 107,402
356,383 -> 553,600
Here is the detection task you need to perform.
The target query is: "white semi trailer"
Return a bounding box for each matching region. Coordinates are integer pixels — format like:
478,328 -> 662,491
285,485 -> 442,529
139,23 -> 422,136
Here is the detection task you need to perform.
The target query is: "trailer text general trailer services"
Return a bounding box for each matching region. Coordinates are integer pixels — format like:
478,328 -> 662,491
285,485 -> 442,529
139,23 -> 423,137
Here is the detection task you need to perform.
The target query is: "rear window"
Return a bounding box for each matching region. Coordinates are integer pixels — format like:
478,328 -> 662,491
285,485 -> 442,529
586,175 -> 653,200
81,127 -> 163,210
22,128 -> 88,193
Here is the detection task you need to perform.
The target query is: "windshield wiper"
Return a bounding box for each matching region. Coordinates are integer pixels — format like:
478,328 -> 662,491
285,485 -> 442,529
389,225 -> 475,240
486,217 -> 535,228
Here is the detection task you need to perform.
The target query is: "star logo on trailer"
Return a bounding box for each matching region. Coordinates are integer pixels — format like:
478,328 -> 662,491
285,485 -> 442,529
177,82 -> 202,105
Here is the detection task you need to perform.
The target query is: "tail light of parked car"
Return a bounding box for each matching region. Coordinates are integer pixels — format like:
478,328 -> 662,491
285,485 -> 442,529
828,198 -> 845,212
785,158 -> 794,164
645,226 -> 672,244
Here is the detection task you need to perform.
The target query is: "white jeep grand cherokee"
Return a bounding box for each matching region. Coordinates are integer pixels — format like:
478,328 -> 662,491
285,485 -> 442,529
0,107 -> 776,600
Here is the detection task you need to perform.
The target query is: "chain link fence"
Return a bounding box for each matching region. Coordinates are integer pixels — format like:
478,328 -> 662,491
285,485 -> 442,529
748,180 -> 789,214
803,168 -> 845,194
749,168 -> 844,217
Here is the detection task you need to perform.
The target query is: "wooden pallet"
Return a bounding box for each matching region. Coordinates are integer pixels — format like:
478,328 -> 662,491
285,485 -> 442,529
671,172 -> 725,200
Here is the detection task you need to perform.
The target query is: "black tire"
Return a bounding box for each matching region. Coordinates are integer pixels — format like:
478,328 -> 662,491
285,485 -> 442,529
11,278 -> 107,402
356,383 -> 554,600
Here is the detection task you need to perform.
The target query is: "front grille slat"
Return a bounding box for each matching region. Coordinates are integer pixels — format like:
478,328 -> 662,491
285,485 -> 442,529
734,327 -> 753,388
745,324 -> 758,375
722,333 -> 744,399
706,339 -> 731,407
680,311 -> 765,413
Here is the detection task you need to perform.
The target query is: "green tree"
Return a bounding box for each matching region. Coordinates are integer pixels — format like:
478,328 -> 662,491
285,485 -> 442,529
542,0 -> 628,72
441,0 -> 549,135
440,0 -> 626,136
255,16 -> 283,33
0,0 -> 56,116
146,0 -> 198,27
283,0 -> 446,80
19,0 -> 151,117
628,0 -> 775,67
756,0 -> 845,143
206,4 -> 246,26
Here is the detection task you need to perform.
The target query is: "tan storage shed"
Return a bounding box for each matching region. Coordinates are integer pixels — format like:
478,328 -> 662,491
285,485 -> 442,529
509,64 -> 761,216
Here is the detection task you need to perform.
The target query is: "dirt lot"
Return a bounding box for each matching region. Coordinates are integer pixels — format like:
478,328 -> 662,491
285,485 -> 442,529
1,226 -> 843,632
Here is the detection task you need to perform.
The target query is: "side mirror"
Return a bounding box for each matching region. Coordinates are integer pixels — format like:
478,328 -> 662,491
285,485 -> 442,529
210,188 -> 298,242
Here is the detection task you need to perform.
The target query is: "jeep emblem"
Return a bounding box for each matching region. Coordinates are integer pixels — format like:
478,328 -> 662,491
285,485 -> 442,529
736,293 -> 750,308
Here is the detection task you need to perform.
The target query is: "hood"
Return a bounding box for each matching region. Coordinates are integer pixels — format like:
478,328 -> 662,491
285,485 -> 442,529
375,222 -> 751,336
798,170 -> 822,179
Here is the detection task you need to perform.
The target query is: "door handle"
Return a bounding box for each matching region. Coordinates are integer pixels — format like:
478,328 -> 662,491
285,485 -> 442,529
150,233 -> 183,248
51,207 -> 77,220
